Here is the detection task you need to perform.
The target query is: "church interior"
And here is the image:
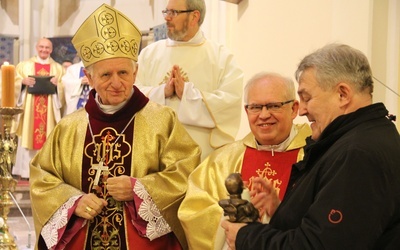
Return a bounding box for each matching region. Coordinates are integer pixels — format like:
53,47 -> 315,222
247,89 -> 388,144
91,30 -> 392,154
0,0 -> 399,249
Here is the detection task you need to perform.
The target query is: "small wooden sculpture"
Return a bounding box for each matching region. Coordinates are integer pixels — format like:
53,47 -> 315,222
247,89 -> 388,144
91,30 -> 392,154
218,173 -> 259,223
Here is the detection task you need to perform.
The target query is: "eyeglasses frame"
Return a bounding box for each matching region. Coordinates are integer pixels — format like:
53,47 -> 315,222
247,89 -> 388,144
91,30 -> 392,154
245,100 -> 295,113
162,9 -> 195,18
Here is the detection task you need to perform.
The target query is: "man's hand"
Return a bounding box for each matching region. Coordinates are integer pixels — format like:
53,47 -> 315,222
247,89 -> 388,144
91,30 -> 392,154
22,76 -> 36,86
171,65 -> 185,99
164,77 -> 175,98
107,175 -> 134,201
250,177 -> 281,218
50,76 -> 58,85
74,193 -> 107,220
221,220 -> 247,250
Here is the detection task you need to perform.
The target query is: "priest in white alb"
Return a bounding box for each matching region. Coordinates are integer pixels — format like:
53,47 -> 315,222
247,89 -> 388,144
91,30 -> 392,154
136,0 -> 244,160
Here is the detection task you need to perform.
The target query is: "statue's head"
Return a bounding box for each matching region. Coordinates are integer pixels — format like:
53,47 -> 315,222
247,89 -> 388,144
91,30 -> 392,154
225,173 -> 244,195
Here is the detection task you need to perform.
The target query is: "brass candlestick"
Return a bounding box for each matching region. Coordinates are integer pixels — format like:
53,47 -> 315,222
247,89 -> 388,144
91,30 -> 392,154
0,107 -> 23,249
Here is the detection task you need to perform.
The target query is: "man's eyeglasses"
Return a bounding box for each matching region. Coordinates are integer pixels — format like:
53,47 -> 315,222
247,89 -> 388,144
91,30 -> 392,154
162,9 -> 195,18
245,100 -> 294,113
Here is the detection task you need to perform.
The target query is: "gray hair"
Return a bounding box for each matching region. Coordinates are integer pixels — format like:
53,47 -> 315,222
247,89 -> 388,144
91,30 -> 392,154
244,72 -> 296,103
295,43 -> 373,94
186,0 -> 206,26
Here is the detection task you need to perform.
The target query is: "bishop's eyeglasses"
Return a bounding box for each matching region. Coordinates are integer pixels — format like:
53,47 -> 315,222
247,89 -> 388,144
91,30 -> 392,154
162,9 -> 195,18
245,100 -> 294,114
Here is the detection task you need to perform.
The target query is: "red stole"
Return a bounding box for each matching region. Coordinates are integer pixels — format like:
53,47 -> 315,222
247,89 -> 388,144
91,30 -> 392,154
241,147 -> 300,201
33,63 -> 50,149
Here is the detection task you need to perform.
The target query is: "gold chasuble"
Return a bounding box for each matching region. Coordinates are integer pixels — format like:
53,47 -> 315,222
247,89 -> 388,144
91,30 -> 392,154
30,4 -> 200,249
33,63 -> 50,149
66,88 -> 180,249
30,86 -> 201,250
178,124 -> 312,250
15,56 -> 64,150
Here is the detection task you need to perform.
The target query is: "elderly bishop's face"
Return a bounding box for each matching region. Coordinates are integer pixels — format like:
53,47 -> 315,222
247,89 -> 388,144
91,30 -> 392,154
85,58 -> 137,105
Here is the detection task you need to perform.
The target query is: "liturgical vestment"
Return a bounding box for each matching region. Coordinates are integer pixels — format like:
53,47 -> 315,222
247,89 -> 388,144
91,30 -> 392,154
13,56 -> 64,178
136,30 -> 244,160
178,124 -> 311,250
30,86 -> 201,250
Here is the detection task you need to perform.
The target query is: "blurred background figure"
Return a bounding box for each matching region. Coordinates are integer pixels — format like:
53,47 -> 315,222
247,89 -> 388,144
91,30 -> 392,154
61,59 -> 72,70
62,60 -> 91,115
13,37 -> 64,180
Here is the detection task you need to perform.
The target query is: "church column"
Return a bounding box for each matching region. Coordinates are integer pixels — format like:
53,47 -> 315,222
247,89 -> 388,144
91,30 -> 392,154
41,0 -> 57,38
19,0 -> 32,60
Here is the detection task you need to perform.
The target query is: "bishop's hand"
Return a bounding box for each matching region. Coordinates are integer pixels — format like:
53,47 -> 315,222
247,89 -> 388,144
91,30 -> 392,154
75,193 -> 107,220
107,175 -> 134,201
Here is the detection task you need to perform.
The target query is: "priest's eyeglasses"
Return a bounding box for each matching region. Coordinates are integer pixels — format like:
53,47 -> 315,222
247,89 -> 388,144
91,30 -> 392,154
245,100 -> 294,113
162,9 -> 195,18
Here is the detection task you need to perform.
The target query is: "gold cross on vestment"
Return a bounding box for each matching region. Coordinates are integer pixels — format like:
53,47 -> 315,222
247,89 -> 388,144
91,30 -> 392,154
91,161 -> 109,189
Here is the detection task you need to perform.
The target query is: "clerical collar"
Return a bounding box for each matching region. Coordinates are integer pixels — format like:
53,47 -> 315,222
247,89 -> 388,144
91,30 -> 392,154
95,89 -> 134,114
36,56 -> 49,64
256,125 -> 298,156
166,30 -> 206,46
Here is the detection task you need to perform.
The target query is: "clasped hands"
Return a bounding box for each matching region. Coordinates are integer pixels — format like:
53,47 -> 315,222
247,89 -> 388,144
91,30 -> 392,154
164,65 -> 185,99
74,175 -> 134,220
221,177 -> 281,250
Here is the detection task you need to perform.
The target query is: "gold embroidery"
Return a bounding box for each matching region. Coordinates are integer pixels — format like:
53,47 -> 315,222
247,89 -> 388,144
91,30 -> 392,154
249,162 -> 283,197
33,95 -> 47,145
36,67 -> 49,76
84,127 -> 132,248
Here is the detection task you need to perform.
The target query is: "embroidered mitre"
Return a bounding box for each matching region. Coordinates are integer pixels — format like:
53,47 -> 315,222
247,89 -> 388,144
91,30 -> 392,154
71,3 -> 142,67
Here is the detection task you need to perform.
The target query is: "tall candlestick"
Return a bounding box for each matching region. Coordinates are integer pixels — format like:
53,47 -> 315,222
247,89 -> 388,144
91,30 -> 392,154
1,62 -> 15,108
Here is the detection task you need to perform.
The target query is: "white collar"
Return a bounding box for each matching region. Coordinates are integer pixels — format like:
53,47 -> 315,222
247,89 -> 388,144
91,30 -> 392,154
95,89 -> 134,114
36,56 -> 50,64
256,125 -> 298,156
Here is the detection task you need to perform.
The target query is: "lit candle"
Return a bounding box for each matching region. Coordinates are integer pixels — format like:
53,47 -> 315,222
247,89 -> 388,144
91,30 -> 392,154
1,61 -> 15,107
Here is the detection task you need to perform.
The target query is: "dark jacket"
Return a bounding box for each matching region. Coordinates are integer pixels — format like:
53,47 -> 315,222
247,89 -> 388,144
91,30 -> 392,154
237,103 -> 400,249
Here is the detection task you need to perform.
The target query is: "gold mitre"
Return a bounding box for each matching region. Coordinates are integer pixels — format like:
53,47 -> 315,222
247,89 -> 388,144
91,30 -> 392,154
71,4 -> 141,67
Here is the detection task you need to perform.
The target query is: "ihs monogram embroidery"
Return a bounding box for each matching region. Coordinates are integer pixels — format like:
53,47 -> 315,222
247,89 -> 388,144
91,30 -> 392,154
257,162 -> 277,177
87,128 -> 132,192
248,162 -> 283,197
